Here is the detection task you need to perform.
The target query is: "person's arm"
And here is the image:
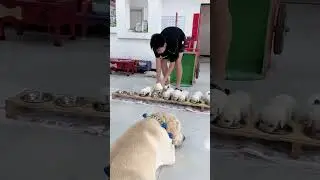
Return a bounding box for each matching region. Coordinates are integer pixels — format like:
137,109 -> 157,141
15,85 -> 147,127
156,57 -> 162,82
163,53 -> 183,82
163,61 -> 175,82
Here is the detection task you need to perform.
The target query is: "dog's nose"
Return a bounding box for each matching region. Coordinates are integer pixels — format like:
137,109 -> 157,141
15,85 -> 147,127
183,135 -> 186,141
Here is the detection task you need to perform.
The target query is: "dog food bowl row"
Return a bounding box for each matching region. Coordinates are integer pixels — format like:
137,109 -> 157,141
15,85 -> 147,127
20,90 -> 108,112
211,117 -> 320,140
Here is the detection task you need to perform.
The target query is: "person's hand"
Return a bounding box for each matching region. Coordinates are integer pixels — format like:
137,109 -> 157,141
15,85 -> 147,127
159,79 -> 166,87
156,79 -> 160,84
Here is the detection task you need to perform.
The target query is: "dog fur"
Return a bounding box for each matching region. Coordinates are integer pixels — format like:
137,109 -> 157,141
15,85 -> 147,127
211,89 -> 228,120
259,94 -> 296,132
109,112 -> 185,180
220,91 -> 252,126
307,94 -> 320,129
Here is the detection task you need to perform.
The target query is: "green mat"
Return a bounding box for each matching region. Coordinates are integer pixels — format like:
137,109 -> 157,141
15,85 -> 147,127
226,0 -> 271,80
170,53 -> 197,87
226,71 -> 265,81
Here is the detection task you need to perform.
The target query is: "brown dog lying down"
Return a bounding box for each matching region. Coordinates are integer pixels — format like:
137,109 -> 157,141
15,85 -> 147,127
108,112 -> 185,180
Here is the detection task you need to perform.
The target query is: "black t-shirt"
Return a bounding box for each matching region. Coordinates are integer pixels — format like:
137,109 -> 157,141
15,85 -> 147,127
154,26 -> 186,62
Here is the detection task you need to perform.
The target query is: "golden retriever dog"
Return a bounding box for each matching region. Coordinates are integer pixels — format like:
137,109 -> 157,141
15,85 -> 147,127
107,112 -> 185,180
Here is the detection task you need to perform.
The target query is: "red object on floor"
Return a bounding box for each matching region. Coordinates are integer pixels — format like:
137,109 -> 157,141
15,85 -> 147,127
0,0 -> 91,46
110,59 -> 138,76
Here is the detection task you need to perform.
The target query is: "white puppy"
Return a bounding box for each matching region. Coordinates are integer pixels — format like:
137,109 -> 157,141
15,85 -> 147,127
259,94 -> 296,132
153,83 -> 163,92
190,91 -> 203,103
220,91 -> 251,127
178,91 -> 189,102
306,94 -> 320,130
203,91 -> 210,104
172,90 -> 182,101
162,87 -> 174,100
140,86 -> 152,96
211,89 -> 228,120
109,112 -> 185,180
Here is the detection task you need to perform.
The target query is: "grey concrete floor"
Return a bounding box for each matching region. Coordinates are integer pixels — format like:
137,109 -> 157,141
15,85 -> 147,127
110,62 -> 210,180
213,4 -> 320,180
0,31 -> 108,180
0,30 -> 107,103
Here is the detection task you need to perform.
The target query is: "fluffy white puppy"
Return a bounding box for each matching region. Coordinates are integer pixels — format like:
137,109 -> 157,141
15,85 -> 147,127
203,91 -> 210,104
190,91 -> 203,103
140,86 -> 152,96
178,91 -> 189,102
172,90 -> 182,101
153,83 -> 163,92
259,94 -> 296,132
306,94 -> 320,130
162,87 -> 174,100
211,89 -> 228,120
219,91 -> 251,127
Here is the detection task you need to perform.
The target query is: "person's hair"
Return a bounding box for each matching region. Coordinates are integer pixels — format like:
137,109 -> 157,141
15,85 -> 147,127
150,33 -> 166,50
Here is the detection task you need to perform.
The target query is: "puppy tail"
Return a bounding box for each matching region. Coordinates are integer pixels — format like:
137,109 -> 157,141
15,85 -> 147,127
104,165 -> 110,177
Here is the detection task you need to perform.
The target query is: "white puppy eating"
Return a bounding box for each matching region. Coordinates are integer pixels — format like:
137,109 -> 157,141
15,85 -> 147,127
190,91 -> 203,103
153,83 -> 163,92
172,89 -> 182,101
178,90 -> 189,102
211,89 -> 228,121
306,94 -> 320,132
140,86 -> 152,96
219,91 -> 252,128
162,87 -> 174,100
109,112 -> 185,180
259,94 -> 296,133
203,91 -> 210,104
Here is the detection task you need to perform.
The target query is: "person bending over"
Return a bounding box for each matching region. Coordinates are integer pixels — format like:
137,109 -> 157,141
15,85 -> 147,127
150,26 -> 186,90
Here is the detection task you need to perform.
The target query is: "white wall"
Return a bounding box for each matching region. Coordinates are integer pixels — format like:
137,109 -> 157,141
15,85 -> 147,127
111,0 -> 162,68
129,0 -> 147,8
110,33 -> 155,66
110,0 -> 208,67
162,0 -> 202,36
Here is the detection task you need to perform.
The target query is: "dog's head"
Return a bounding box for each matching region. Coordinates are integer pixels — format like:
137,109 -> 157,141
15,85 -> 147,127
152,112 -> 186,148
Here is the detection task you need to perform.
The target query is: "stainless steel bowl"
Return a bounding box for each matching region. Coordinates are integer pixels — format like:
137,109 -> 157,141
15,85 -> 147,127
20,90 -> 54,103
93,102 -> 108,112
54,96 -> 88,107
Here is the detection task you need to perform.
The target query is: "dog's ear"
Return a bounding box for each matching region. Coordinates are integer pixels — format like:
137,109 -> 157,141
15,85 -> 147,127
314,99 -> 320,105
224,88 -> 231,95
104,165 -> 110,177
